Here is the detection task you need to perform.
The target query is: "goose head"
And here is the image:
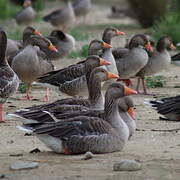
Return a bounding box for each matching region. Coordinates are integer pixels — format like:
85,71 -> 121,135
102,27 -> 125,44
25,35 -> 58,52
89,67 -> 119,82
118,96 -> 135,119
106,83 -> 138,100
50,30 -> 67,41
23,0 -> 32,7
23,26 -> 41,43
88,39 -> 112,55
129,34 -> 153,52
156,36 -> 176,52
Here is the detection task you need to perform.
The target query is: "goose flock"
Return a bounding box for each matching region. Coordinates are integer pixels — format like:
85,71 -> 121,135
0,0 -> 179,155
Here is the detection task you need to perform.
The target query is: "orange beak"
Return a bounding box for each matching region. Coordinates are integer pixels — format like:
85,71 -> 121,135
34,30 -> 42,36
124,86 -> 138,96
48,43 -> 58,52
100,58 -> 111,66
102,42 -> 112,48
145,42 -> 153,52
117,79 -> 133,87
107,72 -> 119,79
128,107 -> 135,119
169,43 -> 176,50
116,30 -> 125,36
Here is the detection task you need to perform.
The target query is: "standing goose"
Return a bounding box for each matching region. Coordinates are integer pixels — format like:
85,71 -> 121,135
115,34 -> 153,82
72,0 -> 91,21
11,35 -> 57,100
17,83 -> 137,154
136,36 -> 176,94
0,30 -> 19,122
45,30 -> 75,60
43,0 -> 75,31
145,96 -> 180,121
101,27 -> 125,76
15,0 -> 36,25
8,67 -> 119,123
7,26 -> 41,66
37,40 -> 112,96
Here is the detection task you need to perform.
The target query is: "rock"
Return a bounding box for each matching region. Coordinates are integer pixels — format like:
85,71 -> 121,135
0,174 -> 5,179
10,161 -> 39,170
81,152 -> 94,160
29,148 -> 41,153
113,160 -> 142,171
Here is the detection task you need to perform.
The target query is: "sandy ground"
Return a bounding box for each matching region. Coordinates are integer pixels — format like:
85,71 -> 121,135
0,1 -> 180,180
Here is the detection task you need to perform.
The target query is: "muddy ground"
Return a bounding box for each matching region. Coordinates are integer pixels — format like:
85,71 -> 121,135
0,1 -> 180,180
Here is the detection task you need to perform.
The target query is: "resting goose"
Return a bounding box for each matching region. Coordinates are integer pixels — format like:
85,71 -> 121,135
15,0 -> 36,25
0,30 -> 19,122
145,96 -> 180,121
8,67 -> 119,123
17,83 -> 137,154
45,30 -> 75,60
171,52 -> 180,66
37,40 -> 112,96
136,36 -> 176,94
43,0 -> 75,31
11,35 -> 57,101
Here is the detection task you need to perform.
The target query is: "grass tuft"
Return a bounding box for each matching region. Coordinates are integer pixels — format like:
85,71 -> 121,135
68,44 -> 89,58
145,75 -> 166,88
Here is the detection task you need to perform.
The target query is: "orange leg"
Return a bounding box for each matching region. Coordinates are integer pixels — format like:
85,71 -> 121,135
41,88 -> 49,102
0,104 -> 5,123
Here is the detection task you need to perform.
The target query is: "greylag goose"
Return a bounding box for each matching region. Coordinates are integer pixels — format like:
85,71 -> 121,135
171,52 -> 180,66
101,27 -> 125,75
11,35 -> 57,101
115,34 -> 153,84
37,40 -> 112,96
0,30 -> 19,122
136,36 -> 176,94
8,67 -> 119,123
45,30 -> 75,60
7,26 -> 41,65
72,0 -> 91,21
43,0 -> 75,31
145,96 -> 180,121
15,0 -> 36,25
17,83 -> 137,154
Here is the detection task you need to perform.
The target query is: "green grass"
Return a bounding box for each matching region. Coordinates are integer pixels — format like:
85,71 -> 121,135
145,75 -> 166,88
18,83 -> 27,93
0,0 -> 20,20
69,28 -> 89,41
68,44 -> 89,58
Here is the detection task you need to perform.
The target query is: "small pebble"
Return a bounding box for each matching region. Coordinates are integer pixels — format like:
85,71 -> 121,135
81,152 -> 94,160
113,160 -> 142,171
10,161 -> 38,170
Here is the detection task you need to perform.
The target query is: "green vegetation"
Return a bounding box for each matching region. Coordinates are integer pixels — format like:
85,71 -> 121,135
150,12 -> 180,44
69,28 -> 89,41
7,28 -> 22,40
33,0 -> 45,11
68,44 -> 89,58
18,83 -> 27,93
0,0 -> 20,20
149,0 -> 180,44
145,75 -> 166,88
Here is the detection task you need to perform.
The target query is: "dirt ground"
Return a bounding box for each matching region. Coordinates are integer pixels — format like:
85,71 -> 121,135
0,1 -> 180,180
